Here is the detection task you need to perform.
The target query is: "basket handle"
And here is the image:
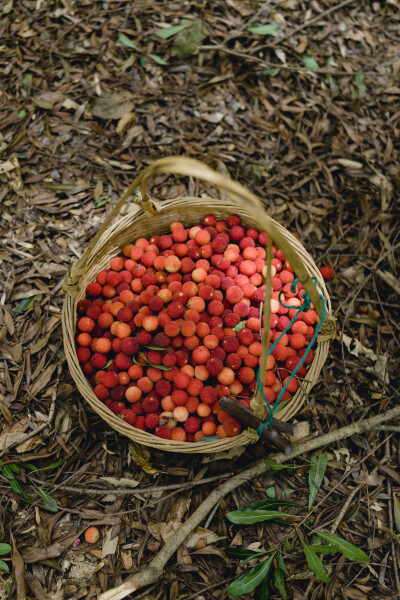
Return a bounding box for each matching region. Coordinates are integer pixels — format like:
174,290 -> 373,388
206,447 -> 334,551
64,156 -> 324,318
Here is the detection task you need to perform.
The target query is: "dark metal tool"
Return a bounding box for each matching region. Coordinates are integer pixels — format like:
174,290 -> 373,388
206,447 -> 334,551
220,396 -> 295,455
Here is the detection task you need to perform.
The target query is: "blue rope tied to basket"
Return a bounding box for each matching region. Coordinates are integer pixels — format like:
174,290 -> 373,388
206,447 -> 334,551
256,278 -> 326,438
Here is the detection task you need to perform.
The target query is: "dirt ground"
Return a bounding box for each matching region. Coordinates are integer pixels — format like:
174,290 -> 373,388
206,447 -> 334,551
1,1 -> 400,599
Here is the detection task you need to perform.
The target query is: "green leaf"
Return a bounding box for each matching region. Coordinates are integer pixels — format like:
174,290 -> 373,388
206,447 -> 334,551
256,68 -> 280,76
259,574 -> 270,599
301,541 -> 330,582
173,19 -> 206,59
278,553 -> 288,575
8,463 -> 20,474
226,547 -> 261,559
9,478 -> 26,496
14,295 -> 41,316
139,354 -> 172,370
25,459 -> 66,474
302,55 -> 320,71
264,459 -> 291,472
239,499 -> 299,511
17,109 -> 26,118
94,197 -> 109,208
307,544 -> 339,555
145,346 -> 170,351
155,23 -> 189,39
248,24 -> 281,35
0,560 -> 9,572
227,553 -> 275,598
105,360 -> 113,368
0,544 -> 11,556
233,321 -> 246,332
274,553 -> 287,598
227,509 -> 288,525
2,464 -> 17,479
354,71 -> 366,97
226,547 -> 273,566
118,33 -> 139,51
266,487 -> 295,499
39,489 -> 58,513
308,451 -> 327,509
148,54 -> 168,65
314,532 -> 370,563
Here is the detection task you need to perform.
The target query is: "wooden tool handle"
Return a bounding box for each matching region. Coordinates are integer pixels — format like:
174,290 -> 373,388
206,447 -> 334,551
220,397 -> 293,455
220,397 -> 296,435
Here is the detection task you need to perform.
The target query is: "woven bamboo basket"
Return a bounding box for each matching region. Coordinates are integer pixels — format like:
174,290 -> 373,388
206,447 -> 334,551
62,157 -> 334,453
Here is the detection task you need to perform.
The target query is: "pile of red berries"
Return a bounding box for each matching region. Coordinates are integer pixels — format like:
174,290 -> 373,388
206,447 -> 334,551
75,214 -> 321,443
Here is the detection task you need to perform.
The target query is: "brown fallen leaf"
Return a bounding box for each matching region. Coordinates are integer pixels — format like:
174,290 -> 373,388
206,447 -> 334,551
12,536 -> 27,600
192,545 -> 230,565
88,92 -> 135,120
379,465 -> 400,486
393,492 -> 400,534
25,572 -> 50,600
20,542 -> 64,563
29,363 -> 57,397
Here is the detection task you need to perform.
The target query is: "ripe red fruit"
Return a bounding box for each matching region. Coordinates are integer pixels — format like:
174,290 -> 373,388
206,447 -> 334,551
200,386 -> 217,405
120,337 -> 139,355
320,266 -> 334,280
289,333 -> 306,350
78,317 -> 95,333
206,357 -> 224,376
223,417 -> 242,437
102,371 -> 118,389
77,298 -> 91,313
114,353 -> 132,370
111,401 -> 126,414
137,331 -> 152,345
142,395 -> 160,413
222,335 -> 239,354
184,416 -> 200,433
91,353 -> 107,369
134,416 -> 146,430
145,413 -> 159,430
208,300 -> 224,316
86,282 -> 102,297
155,379 -> 172,397
167,302 -> 185,319
155,425 -> 171,439
226,353 -> 242,370
238,366 -> 255,384
171,389 -> 189,406
121,409 -> 136,425
77,347 -> 91,363
94,384 -> 109,400
110,385 -> 127,402
192,346 -> 210,364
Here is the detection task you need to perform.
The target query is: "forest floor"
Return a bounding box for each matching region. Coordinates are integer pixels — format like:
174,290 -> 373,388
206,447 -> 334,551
0,1 -> 400,599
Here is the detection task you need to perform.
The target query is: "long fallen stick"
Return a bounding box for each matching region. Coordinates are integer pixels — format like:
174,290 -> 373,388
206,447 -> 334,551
100,404 -> 400,600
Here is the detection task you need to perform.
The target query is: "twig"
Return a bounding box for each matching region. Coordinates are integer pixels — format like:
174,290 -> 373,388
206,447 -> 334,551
198,44 -> 392,77
373,426 -> 400,432
329,484 -> 362,535
99,404 -> 400,600
0,363 -> 62,458
33,472 -> 234,496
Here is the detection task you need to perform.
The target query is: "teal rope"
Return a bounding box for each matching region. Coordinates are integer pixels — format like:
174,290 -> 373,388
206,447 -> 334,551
256,290 -> 326,437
